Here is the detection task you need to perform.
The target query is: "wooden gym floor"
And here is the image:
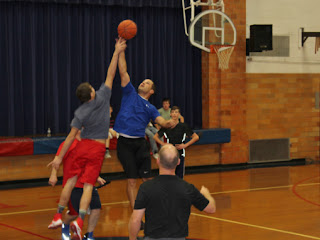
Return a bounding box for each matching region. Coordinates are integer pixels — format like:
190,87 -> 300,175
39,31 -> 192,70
1,150 -> 320,239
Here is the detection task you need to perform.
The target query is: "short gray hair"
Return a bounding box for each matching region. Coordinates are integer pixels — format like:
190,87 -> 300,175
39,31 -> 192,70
159,144 -> 179,169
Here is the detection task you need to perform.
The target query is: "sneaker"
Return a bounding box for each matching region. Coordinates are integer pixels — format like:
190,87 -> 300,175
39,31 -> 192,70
140,221 -> 145,231
83,232 -> 95,240
62,223 -> 71,240
153,153 -> 159,159
70,217 -> 83,240
104,150 -> 111,158
48,213 -> 63,229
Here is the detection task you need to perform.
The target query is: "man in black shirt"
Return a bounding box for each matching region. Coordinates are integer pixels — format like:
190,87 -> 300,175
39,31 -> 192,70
128,144 -> 216,240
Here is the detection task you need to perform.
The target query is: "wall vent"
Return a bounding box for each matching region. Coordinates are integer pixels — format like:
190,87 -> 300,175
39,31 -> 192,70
249,138 -> 290,163
250,36 -> 290,57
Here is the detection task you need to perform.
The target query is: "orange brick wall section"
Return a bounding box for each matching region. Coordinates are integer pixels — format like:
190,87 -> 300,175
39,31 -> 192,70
247,74 -> 320,161
202,0 -> 248,164
201,0 -> 320,164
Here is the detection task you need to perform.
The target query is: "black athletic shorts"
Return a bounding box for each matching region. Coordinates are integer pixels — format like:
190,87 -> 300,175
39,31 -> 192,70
68,187 -> 101,215
117,136 -> 151,179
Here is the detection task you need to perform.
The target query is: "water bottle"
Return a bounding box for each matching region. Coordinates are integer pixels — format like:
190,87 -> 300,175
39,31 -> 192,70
47,128 -> 51,137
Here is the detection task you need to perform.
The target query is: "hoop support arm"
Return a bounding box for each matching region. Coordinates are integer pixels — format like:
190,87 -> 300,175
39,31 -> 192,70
301,28 -> 320,47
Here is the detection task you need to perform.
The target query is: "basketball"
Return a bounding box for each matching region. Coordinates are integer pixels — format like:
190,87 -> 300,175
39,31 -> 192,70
117,20 -> 137,40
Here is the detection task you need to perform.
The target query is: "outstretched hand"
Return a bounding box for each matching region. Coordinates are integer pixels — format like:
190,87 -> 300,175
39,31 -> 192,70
115,37 -> 127,53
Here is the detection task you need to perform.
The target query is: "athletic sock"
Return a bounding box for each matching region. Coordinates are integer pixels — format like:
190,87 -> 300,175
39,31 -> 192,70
79,209 -> 86,220
58,205 -> 65,213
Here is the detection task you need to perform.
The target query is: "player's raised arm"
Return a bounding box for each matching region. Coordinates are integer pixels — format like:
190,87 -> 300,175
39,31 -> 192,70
105,38 -> 127,89
118,46 -> 131,87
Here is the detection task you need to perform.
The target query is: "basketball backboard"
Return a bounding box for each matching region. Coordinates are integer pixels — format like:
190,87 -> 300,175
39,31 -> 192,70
182,0 -> 237,69
188,9 -> 236,53
182,0 -> 225,36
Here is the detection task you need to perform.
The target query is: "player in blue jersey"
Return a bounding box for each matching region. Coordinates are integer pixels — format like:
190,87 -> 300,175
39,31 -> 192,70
113,45 -> 176,229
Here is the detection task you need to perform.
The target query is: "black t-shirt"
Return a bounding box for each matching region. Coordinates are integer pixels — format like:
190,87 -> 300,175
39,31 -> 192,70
134,175 -> 209,238
157,123 -> 194,146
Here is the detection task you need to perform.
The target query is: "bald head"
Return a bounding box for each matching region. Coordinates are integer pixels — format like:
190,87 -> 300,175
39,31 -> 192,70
158,144 -> 179,170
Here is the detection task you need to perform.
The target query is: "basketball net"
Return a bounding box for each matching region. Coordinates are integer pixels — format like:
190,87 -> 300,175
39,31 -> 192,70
210,45 -> 234,70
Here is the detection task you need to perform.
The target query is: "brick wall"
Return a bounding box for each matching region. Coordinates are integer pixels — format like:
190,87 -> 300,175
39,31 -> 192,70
202,0 -> 320,164
247,74 -> 320,161
202,0 -> 248,164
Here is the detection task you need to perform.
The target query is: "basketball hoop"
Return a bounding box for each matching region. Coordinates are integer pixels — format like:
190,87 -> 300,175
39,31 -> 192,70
210,45 -> 234,70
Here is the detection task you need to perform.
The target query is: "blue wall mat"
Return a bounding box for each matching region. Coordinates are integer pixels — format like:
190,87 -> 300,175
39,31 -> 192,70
32,137 -> 65,154
193,128 -> 231,145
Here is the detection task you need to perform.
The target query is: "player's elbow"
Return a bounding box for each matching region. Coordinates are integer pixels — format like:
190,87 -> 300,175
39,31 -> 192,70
203,202 -> 216,214
194,135 -> 200,142
192,133 -> 199,142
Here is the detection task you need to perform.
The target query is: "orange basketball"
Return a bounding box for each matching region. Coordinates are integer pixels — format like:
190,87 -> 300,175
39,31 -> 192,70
117,20 -> 137,40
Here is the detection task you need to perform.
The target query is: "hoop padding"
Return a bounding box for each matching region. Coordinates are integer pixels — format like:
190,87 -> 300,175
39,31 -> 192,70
210,45 -> 234,70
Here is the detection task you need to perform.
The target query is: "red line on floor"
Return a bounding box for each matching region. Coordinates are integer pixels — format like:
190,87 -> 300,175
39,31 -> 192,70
0,203 -> 26,209
292,175 -> 320,207
0,222 -> 55,240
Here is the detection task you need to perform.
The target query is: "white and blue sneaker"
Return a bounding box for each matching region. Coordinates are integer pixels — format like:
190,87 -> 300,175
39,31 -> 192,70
83,232 -> 94,240
61,223 -> 71,240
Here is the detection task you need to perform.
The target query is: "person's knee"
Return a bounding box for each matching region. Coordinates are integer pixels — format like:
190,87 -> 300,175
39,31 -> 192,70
127,179 -> 137,188
83,183 -> 94,190
82,184 -> 94,199
66,175 -> 78,187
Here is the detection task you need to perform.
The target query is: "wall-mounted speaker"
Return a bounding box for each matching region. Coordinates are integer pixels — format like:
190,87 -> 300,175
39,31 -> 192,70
250,24 -> 273,52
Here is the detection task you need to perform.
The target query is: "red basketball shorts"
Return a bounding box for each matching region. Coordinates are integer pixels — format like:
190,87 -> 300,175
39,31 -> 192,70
56,139 -> 79,187
65,139 -> 105,186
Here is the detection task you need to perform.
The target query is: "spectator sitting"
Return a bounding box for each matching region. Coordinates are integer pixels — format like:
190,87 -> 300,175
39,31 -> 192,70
156,97 -> 184,129
145,121 -> 159,159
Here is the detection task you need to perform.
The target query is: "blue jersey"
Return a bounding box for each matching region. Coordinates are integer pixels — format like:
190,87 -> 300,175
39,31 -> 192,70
114,82 -> 160,137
